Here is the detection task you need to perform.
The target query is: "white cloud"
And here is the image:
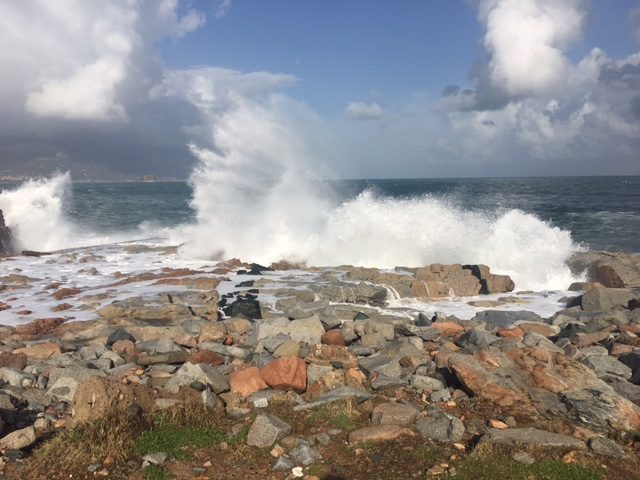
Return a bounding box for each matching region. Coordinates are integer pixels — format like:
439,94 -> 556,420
345,101 -> 384,120
215,0 -> 233,19
479,0 -> 586,96
631,7 -> 640,42
0,1 -> 207,122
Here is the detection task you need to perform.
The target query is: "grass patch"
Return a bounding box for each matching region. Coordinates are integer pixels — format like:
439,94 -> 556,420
143,464 -> 173,480
134,424 -> 227,460
307,398 -> 362,431
25,408 -> 148,476
456,453 -> 602,480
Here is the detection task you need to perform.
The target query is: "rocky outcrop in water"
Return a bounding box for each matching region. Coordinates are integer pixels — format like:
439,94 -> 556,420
0,210 -> 12,257
569,251 -> 640,288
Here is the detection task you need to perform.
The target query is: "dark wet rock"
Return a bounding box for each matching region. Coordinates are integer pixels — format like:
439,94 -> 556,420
222,295 -> 262,320
0,210 -> 13,256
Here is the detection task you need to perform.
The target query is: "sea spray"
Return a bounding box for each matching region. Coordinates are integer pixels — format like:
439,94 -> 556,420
178,95 -> 580,290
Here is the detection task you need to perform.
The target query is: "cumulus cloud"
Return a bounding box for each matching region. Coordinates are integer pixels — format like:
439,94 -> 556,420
345,101 -> 384,120
479,0 -> 586,96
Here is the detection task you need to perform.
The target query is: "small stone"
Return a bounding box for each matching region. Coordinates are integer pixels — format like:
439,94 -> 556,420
489,419 -> 509,430
371,402 -> 419,426
289,444 -> 322,466
349,425 -> 415,444
142,452 -> 167,467
291,466 -> 304,477
272,456 -> 295,472
512,451 -> 535,465
247,414 -> 292,449
271,444 -> 285,458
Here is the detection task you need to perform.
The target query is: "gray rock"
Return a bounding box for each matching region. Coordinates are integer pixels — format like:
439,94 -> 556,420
247,414 -> 292,448
471,310 -> 544,329
358,356 -> 402,378
46,366 -> 105,402
135,350 -> 190,366
0,368 -> 36,388
0,426 -> 36,450
415,409 -> 464,442
136,338 -> 182,354
263,333 -> 292,353
583,355 -> 632,380
79,344 -> 108,360
371,373 -> 407,390
588,436 -> 626,457
164,363 -> 229,394
273,340 -> 300,358
430,389 -> 452,403
371,402 -> 419,425
480,428 -> 585,449
523,332 -> 560,351
289,444 -> 322,466
456,328 -> 499,348
253,316 -> 326,346
142,452 -> 167,467
99,350 -> 126,367
410,375 -> 445,392
580,284 -> 636,312
360,332 -> 388,349
307,364 -> 333,386
272,455 -> 295,471
512,451 -> 536,465
198,342 -> 251,359
293,386 -> 373,412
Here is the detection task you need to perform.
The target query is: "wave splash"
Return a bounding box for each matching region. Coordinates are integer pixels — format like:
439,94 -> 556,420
179,96 -> 580,291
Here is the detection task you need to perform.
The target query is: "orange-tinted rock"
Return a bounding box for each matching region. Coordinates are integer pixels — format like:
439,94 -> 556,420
261,357 -> 307,393
229,366 -> 269,397
111,340 -> 136,362
13,342 -> 63,359
497,327 -> 525,340
432,322 -> 464,337
187,350 -> 224,366
51,303 -> 73,312
321,330 -> 345,346
15,317 -> 66,336
0,352 -> 27,369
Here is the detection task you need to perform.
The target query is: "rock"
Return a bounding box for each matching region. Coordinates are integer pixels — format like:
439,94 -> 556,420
479,428 -> 585,449
455,328 -> 499,348
0,367 -> 35,387
415,409 -> 465,442
289,444 -> 322,466
142,452 -> 167,467
583,355 -> 632,380
0,426 -> 35,450
321,330 -> 345,346
186,350 -> 224,366
371,402 -> 419,425
580,283 -> 636,312
106,329 -> 136,346
471,310 -> 544,329
111,340 -> 136,362
247,414 -> 292,448
358,356 -> 402,378
348,424 -> 415,444
71,377 -> 155,425
199,323 -> 227,343
293,387 -> 373,412
410,375 -> 445,392
588,436 -> 626,457
222,296 -> 261,320
15,317 -> 66,336
229,367 -> 269,397
46,366 -> 105,403
164,363 -> 229,394
254,316 -> 325,346
136,338 -> 181,354
437,347 -> 640,432
0,210 -> 12,256
0,353 -> 27,370
273,340 -> 300,358
261,357 -> 307,393
568,251 -> 640,289
431,322 -> 464,336
512,452 -> 536,465
516,322 -> 560,337
135,351 -> 189,366
272,455 -> 295,471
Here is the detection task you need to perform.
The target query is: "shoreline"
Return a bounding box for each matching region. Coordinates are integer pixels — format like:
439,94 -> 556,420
0,245 -> 638,478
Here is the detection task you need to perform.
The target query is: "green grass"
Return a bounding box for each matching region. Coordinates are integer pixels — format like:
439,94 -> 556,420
307,398 -> 361,431
143,464 -> 173,480
135,424 -> 228,459
456,454 -> 602,480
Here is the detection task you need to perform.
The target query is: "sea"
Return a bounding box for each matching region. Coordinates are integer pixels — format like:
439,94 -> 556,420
0,175 -> 637,326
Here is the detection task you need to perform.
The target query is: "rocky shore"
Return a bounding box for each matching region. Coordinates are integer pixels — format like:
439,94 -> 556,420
0,243 -> 638,479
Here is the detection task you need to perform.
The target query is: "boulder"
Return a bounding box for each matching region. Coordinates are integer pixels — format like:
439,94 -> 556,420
568,251 -> 640,289
261,357 -> 307,393
0,426 -> 36,450
580,283 -> 636,312
437,347 -> 640,432
46,366 -> 105,403
13,342 -> 64,359
471,310 -> 545,329
371,402 -> 419,426
415,409 -> 465,442
229,367 -> 269,397
164,363 -> 229,394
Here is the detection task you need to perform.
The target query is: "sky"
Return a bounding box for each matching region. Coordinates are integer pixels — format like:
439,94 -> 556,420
0,0 -> 639,179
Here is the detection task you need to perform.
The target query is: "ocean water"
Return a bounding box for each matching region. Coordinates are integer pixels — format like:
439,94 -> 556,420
0,175 -> 638,292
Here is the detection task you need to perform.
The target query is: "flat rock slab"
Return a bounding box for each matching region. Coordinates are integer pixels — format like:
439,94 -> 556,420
247,414 -> 292,449
480,428 -> 585,449
348,424 -> 415,444
371,402 -> 419,426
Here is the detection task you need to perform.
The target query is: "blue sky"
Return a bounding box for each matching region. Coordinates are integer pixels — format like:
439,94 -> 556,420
159,0 -> 640,119
0,0 -> 639,178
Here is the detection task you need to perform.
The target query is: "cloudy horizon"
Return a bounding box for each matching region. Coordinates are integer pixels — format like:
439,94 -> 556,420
0,0 -> 639,180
